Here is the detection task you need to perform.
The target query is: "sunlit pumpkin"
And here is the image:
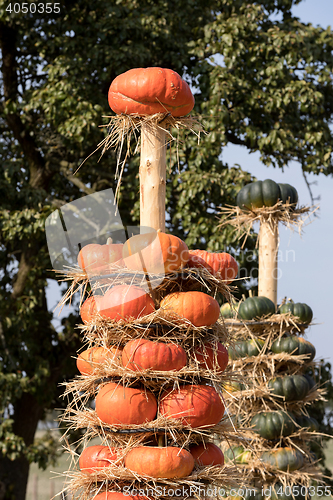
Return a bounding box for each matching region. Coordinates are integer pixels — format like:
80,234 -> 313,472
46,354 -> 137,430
95,382 -> 157,426
123,231 -> 189,274
80,295 -> 101,323
160,291 -> 220,327
187,250 -> 238,284
124,446 -> 194,478
108,67 -> 195,117
98,285 -> 155,321
79,445 -> 119,474
159,384 -> 225,428
189,442 -> 224,466
122,339 -> 187,372
193,342 -> 228,373
77,346 -> 122,375
78,241 -> 123,273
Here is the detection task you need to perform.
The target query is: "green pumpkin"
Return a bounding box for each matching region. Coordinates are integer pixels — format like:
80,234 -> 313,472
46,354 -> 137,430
268,374 -> 310,401
295,415 -> 319,432
220,302 -> 236,319
238,296 -> 276,320
237,179 -> 298,211
223,380 -> 246,393
229,339 -> 265,359
303,373 -> 316,391
250,411 -> 296,440
271,336 -> 316,362
261,447 -> 304,472
279,301 -> 313,324
224,445 -> 251,464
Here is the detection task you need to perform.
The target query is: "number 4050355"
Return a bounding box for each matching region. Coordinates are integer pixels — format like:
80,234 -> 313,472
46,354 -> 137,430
6,3 -> 61,14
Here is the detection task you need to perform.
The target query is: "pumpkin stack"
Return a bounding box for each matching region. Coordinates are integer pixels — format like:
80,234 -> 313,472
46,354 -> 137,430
221,179 -> 327,500
56,68 -> 249,500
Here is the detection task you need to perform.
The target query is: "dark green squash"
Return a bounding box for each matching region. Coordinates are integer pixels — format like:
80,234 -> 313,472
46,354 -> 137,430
250,411 -> 296,440
268,374 -> 310,401
279,301 -> 313,324
295,414 -> 319,432
260,447 -> 304,471
302,373 -> 316,391
271,336 -> 316,362
229,339 -> 265,359
224,445 -> 251,464
237,180 -> 298,211
238,296 -> 276,320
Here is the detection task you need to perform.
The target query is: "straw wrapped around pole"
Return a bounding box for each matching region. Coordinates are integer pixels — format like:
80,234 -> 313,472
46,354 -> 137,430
258,219 -> 278,307
140,122 -> 166,232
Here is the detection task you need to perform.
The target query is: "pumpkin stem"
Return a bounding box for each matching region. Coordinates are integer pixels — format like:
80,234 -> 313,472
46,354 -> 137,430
157,434 -> 165,447
106,237 -> 113,245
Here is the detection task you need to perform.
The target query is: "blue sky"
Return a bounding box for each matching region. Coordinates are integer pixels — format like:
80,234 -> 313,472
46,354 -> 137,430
47,0 -> 333,364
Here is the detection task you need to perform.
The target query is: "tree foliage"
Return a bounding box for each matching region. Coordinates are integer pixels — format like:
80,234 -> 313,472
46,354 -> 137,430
0,0 -> 332,498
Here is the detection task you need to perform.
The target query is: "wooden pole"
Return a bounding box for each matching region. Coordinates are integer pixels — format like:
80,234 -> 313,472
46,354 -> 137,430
139,122 -> 166,232
258,220 -> 278,306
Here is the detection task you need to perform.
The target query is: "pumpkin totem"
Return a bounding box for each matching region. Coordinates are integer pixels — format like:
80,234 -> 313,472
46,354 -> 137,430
58,68 -> 247,500
221,180 -> 327,499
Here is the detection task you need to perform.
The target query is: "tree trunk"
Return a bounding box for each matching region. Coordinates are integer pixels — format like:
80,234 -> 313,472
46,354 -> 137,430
0,393 -> 43,500
258,220 -> 279,307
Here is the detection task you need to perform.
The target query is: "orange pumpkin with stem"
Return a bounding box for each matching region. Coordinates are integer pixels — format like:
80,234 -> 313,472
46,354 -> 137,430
189,442 -> 224,466
95,382 -> 157,426
77,346 -> 122,375
193,342 -> 228,373
78,239 -> 123,273
123,231 -> 189,274
122,339 -> 187,372
159,384 -> 225,428
98,285 -> 155,321
79,445 -> 120,474
187,250 -> 238,284
108,67 -> 195,117
124,446 -> 194,478
160,291 -> 220,327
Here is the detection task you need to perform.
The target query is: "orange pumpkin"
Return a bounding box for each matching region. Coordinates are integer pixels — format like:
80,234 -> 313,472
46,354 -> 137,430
80,295 -> 101,323
160,291 -> 220,327
187,250 -> 238,284
108,67 -> 195,117
122,339 -> 187,372
95,382 -> 157,426
79,445 -> 119,474
77,346 -> 122,375
98,285 -> 155,321
193,342 -> 228,373
159,384 -> 225,428
189,442 -> 224,466
124,446 -> 194,478
94,493 -> 150,500
123,231 -> 189,274
78,242 -> 123,273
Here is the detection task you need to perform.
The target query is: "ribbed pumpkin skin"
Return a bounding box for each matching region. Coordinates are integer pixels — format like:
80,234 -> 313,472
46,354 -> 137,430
193,342 -> 228,372
98,285 -> 155,321
160,384 -> 225,428
187,250 -> 238,284
238,296 -> 275,320
79,445 -> 119,474
237,179 -> 298,210
229,339 -> 265,360
250,411 -> 296,440
122,339 -> 187,372
295,415 -> 319,432
189,442 -> 224,466
268,375 -> 309,402
160,291 -> 220,327
95,383 -> 157,426
77,346 -> 122,375
124,446 -> 195,478
123,231 -> 189,274
279,302 -> 313,324
108,68 -> 195,117
78,243 -> 123,272
271,336 -> 316,362
224,445 -> 251,464
260,447 -> 304,471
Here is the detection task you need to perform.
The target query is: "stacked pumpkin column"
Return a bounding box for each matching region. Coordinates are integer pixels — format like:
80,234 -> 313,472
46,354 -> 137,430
58,68 -> 249,500
220,179 -> 327,500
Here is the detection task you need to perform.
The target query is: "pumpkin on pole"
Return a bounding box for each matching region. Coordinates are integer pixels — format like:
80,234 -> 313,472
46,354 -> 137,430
48,67 -> 252,500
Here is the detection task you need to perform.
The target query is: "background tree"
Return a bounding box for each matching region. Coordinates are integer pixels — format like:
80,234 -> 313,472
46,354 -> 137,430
0,0 -> 332,498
